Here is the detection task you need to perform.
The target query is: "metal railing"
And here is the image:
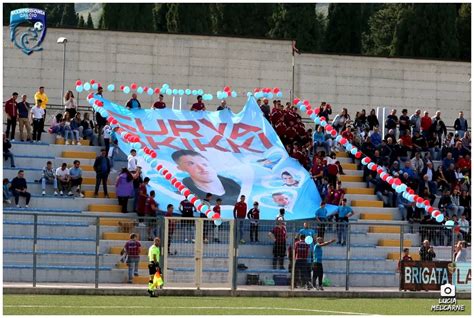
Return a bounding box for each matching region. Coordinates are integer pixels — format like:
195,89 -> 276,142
3,211 -> 470,290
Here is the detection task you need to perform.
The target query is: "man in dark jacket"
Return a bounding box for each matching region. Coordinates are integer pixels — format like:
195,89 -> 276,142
5,92 -> 18,141
3,134 -> 15,168
93,148 -> 111,197
10,170 -> 31,208
419,240 -> 436,261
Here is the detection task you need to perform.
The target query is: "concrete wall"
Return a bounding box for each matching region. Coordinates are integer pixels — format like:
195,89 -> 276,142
3,27 -> 470,125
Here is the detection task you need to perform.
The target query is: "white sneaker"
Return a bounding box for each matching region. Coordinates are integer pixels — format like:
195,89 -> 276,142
5,199 -> 11,204
54,191 -> 58,196
59,191 -> 64,196
79,192 -> 85,198
16,204 -> 20,208
42,191 -> 46,196
65,141 -> 70,145
25,205 -> 29,208
68,191 -> 73,196
138,222 -> 146,227
77,142 -> 82,145
11,139 -> 15,142
111,168 -> 118,173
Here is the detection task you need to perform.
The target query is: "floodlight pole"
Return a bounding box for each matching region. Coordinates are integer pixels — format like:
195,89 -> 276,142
291,50 -> 295,104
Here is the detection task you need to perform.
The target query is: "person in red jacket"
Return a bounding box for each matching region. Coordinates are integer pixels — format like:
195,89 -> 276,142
421,111 -> 432,137
190,95 -> 206,111
5,92 -> 18,141
233,195 -> 247,243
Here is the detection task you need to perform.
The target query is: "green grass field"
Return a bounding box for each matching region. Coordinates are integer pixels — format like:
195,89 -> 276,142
3,295 -> 471,315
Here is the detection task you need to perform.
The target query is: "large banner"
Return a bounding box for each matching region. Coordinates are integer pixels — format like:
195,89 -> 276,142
100,96 -> 332,220
400,261 -> 452,291
453,262 -> 471,292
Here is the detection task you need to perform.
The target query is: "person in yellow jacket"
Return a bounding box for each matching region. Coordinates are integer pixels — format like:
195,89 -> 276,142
34,86 -> 48,131
147,237 -> 162,297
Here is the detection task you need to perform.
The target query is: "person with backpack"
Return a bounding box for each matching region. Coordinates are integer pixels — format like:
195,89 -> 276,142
179,197 -> 196,243
121,233 -> 141,283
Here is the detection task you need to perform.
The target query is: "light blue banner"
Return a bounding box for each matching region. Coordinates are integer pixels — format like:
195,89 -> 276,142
453,262 -> 471,292
100,96 -> 335,220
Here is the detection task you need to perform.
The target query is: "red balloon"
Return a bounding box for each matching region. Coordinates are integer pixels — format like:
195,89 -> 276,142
131,83 -> 138,90
165,173 -> 172,180
273,87 -> 280,94
95,100 -> 103,107
190,196 -> 198,204
382,175 -> 388,181
90,80 -> 96,84
303,100 -> 310,106
330,130 -> 337,137
320,116 -> 326,122
120,85 -> 125,91
355,151 -> 362,159
254,88 -> 260,93
264,88 -> 271,93
224,86 -> 231,92
394,178 -> 402,186
293,98 -> 300,105
143,86 -> 148,91
313,108 -> 319,115
423,200 -> 430,206
306,110 -> 313,116
408,189 -> 415,195
87,93 -> 94,100
388,178 -> 395,185
197,204 -> 204,211
75,80 -> 82,86
151,152 -> 157,159
416,197 -> 423,204
154,88 -> 160,94
340,138 -> 347,145
170,178 -> 177,185
325,125 -> 332,131
227,91 -> 231,96
432,210 -> 440,217
212,213 -> 221,219
178,184 -> 185,192
183,189 -> 191,197
454,225 -> 460,234
427,206 -> 435,213
161,169 -> 168,175
377,167 -> 384,174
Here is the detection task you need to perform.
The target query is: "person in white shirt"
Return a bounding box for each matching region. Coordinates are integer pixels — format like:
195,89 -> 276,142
31,102 -> 45,142
103,124 -> 112,154
56,163 -> 71,196
128,149 -> 138,173
64,90 -> 77,118
458,215 -> 470,243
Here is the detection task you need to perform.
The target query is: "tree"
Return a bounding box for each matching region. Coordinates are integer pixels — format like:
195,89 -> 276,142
60,3 -> 78,27
45,4 -> 65,27
152,4 -> 169,32
268,4 -> 326,53
86,12 -> 94,29
362,4 -> 404,56
77,15 -> 85,28
166,4 -> 212,34
97,15 -> 105,29
456,3 -> 471,60
324,4 -> 363,54
392,4 -> 459,59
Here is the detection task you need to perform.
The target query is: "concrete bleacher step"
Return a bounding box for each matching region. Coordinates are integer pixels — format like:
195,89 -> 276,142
345,194 -> 378,201
99,218 -> 132,226
103,232 -> 139,240
55,138 -> 91,146
84,191 -> 117,198
369,226 -> 401,233
344,188 -> 373,195
89,204 -> 122,213
83,177 -> 114,185
340,163 -> 357,170
387,252 -> 421,261
339,175 -> 363,182
117,262 -> 149,270
10,142 -> 102,158
378,239 -> 412,247
62,151 -> 97,159
350,200 -> 383,207
110,246 -> 147,255
360,213 -> 393,221
133,276 -> 151,284
335,152 -> 348,157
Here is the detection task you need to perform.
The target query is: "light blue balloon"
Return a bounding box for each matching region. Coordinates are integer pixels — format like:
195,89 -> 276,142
408,194 -> 415,202
202,94 -> 208,101
445,220 -> 455,229
208,94 -> 213,100
120,131 -> 127,138
214,219 -> 223,226
123,86 -> 130,94
83,82 -> 91,91
305,236 -> 313,245
399,184 -> 407,192
336,135 -> 342,142
392,183 -> 398,190
185,89 -> 191,95
231,91 -> 237,98
197,89 -> 204,95
178,89 -> 184,96
309,113 -> 317,120
150,159 -> 158,168
192,90 -> 198,96
147,88 -> 153,95
395,185 -> 403,193
276,91 -> 283,98
268,93 -> 274,99
166,88 -> 172,95
162,83 -> 169,90
314,117 -> 321,125
171,89 -> 177,95
146,156 -> 153,163
320,121 -> 327,127
435,214 -> 444,223
345,143 -> 352,151
247,92 -> 252,97
194,199 -> 202,207
416,201 -> 423,208
137,149 -> 145,156
350,148 -> 357,155
92,83 -> 99,90
133,142 -> 141,149
137,87 -> 144,94
107,84 -> 115,92
76,85 -> 83,93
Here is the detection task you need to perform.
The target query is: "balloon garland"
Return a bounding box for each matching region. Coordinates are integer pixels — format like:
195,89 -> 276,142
293,97 -> 445,223
81,87 -> 221,221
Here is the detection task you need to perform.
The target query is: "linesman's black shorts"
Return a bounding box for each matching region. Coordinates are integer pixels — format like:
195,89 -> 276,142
148,262 -> 160,275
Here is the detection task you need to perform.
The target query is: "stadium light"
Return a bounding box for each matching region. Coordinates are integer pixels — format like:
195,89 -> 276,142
57,37 -> 68,104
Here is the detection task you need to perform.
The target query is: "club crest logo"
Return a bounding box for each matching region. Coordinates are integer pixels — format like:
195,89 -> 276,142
10,8 -> 47,55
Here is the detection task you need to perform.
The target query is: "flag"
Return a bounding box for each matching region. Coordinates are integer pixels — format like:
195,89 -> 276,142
292,40 -> 300,56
